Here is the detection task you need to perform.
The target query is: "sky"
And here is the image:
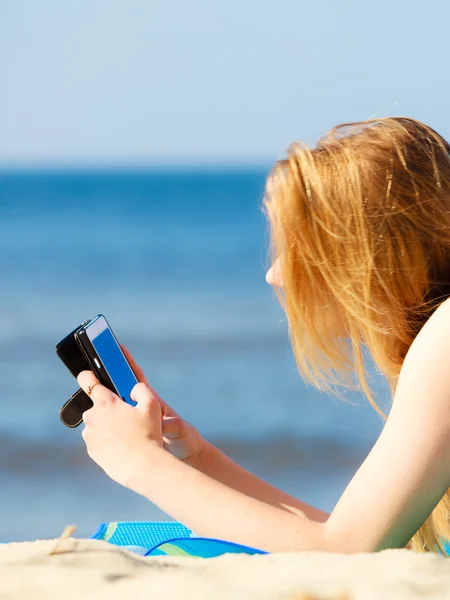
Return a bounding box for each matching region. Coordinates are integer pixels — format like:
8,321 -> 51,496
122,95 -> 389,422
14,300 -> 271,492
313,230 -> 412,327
1,0 -> 450,167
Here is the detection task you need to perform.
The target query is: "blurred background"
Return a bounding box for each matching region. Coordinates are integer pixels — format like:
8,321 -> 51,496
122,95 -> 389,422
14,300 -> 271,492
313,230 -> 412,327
0,1 -> 448,542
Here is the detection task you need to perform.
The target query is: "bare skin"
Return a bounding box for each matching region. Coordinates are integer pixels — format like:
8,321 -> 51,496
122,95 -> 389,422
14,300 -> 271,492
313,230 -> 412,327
78,263 -> 450,553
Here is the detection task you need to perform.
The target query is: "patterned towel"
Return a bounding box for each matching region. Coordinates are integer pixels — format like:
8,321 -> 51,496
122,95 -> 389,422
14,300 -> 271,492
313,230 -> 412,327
90,520 -> 267,557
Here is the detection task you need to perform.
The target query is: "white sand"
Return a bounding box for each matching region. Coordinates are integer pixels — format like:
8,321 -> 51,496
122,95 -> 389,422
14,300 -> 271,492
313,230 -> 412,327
1,537 -> 450,599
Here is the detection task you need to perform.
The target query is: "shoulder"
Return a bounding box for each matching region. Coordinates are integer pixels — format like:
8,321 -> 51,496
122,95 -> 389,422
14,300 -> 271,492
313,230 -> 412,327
393,297 -> 450,431
414,297 -> 450,341
399,297 -> 450,365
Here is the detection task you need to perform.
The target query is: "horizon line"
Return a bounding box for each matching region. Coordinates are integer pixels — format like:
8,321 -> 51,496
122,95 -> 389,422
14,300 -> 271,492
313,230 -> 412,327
0,160 -> 274,175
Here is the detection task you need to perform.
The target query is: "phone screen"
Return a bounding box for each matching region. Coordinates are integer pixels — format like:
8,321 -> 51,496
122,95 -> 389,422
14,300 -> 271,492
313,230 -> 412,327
84,315 -> 138,406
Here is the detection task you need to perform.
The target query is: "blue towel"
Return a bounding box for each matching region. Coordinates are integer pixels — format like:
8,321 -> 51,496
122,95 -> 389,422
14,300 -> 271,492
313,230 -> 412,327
90,520 -> 266,557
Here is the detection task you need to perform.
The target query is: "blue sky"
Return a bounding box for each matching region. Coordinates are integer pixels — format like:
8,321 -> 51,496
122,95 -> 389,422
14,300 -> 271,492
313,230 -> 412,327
1,0 -> 449,167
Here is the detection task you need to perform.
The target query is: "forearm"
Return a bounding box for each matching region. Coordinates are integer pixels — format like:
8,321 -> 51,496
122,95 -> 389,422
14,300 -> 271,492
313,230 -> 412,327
129,446 -> 327,552
195,441 -> 329,523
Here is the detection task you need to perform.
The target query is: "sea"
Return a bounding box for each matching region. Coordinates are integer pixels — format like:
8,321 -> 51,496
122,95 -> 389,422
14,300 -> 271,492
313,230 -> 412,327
0,169 -> 389,542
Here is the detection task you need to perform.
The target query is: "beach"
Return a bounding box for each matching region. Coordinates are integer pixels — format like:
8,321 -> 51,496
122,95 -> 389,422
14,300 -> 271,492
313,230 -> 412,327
2,536 -> 450,599
2,3 -> 449,596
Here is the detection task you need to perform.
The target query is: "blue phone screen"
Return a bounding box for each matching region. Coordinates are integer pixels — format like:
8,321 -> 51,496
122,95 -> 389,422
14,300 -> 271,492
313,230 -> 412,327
91,327 -> 138,406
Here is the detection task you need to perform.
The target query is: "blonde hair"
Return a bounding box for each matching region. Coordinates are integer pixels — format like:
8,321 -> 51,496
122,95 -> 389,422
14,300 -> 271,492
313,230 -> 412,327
264,116 -> 450,555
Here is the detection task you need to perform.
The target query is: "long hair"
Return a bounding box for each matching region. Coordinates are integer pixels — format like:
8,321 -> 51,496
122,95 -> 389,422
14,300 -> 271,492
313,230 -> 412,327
264,116 -> 450,555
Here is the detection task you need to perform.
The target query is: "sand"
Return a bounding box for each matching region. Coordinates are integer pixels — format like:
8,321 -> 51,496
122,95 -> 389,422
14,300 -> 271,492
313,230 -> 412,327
1,537 -> 450,599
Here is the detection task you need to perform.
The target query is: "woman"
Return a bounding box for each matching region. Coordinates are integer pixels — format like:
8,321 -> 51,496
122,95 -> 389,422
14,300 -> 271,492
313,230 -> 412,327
78,116 -> 450,555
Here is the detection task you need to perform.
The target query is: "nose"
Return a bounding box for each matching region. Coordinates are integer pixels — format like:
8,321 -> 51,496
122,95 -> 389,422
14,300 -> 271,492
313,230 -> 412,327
266,258 -> 284,287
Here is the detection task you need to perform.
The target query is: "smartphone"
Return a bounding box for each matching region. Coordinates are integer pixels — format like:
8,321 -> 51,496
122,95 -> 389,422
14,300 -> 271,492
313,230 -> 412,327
75,314 -> 138,406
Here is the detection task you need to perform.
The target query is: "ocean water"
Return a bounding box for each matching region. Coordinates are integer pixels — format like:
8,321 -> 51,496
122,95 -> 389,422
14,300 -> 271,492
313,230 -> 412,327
0,170 -> 387,542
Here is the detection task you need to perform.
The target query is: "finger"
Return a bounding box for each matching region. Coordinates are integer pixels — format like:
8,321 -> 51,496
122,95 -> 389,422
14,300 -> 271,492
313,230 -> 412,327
120,346 -> 177,418
82,406 -> 94,425
81,426 -> 92,453
120,345 -> 149,385
82,433 -> 94,459
81,426 -> 89,442
77,370 -> 116,406
130,382 -> 154,408
162,415 -> 187,440
160,400 -> 181,420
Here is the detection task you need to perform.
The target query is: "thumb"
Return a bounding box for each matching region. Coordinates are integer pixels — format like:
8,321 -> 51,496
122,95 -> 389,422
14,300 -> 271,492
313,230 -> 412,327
121,345 -> 169,412
130,383 -> 161,420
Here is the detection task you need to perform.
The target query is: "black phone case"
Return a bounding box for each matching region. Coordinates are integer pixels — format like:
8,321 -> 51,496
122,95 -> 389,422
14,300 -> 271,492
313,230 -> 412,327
56,323 -> 92,378
75,325 -> 118,395
59,388 -> 93,428
56,321 -> 94,428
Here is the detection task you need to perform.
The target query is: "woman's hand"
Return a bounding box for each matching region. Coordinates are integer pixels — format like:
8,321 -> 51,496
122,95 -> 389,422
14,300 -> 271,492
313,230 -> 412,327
78,370 -> 165,488
120,346 -> 208,468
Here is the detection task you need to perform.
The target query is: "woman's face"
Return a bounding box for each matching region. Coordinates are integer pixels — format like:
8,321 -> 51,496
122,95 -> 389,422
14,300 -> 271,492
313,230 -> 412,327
265,257 -> 283,287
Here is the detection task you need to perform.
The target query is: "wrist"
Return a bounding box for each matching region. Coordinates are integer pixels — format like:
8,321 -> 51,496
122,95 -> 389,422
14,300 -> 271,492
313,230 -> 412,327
123,442 -> 170,493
